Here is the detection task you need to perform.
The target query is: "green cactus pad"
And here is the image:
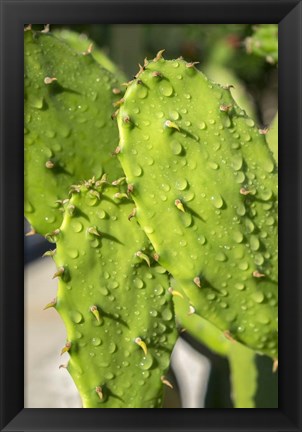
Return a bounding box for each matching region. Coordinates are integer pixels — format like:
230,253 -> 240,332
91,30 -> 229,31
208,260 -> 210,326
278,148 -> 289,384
117,55 -> 278,358
24,29 -> 123,235
52,178 -> 177,407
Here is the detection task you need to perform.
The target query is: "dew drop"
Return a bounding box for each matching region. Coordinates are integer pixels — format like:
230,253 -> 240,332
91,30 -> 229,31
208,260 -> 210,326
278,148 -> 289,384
211,194 -> 224,209
216,252 -> 227,262
71,221 -> 83,233
170,110 -> 180,120
235,283 -> 245,291
250,235 -> 260,251
251,292 -> 264,303
245,118 -> 255,127
133,164 -> 143,177
170,141 -> 183,155
239,262 -> 249,270
162,308 -> 173,321
207,161 -> 219,170
199,121 -> 206,130
233,231 -> 243,243
231,155 -> 243,171
137,85 -> 148,99
134,278 -> 144,289
91,337 -> 102,346
108,342 -> 117,353
70,311 -> 83,324
139,353 -> 153,370
159,81 -> 173,97
68,249 -> 79,259
176,178 -> 188,190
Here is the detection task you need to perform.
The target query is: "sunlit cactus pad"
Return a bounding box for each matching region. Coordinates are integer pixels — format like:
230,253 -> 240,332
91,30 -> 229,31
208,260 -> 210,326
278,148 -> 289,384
51,178 -> 177,407
24,29 -> 122,235
117,54 -> 278,358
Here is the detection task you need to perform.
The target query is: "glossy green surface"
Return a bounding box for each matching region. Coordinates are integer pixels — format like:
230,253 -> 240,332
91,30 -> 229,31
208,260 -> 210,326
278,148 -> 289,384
117,56 -> 278,358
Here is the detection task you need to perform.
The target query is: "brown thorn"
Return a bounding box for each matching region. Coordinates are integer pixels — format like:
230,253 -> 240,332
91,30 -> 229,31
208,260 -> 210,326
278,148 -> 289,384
161,376 -> 173,389
25,228 -> 36,237
223,330 -> 236,343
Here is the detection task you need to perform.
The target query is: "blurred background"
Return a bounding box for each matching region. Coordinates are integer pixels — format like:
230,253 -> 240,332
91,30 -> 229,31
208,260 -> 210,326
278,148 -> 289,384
25,23 -> 278,408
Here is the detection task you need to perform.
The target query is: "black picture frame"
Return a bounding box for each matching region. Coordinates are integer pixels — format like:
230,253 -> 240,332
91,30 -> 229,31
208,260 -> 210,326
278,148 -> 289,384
1,0 -> 301,430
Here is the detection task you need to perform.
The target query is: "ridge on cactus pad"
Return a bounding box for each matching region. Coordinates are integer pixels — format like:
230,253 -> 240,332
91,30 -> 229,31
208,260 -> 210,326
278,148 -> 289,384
24,29 -> 123,235
117,53 -> 278,359
52,177 -> 177,408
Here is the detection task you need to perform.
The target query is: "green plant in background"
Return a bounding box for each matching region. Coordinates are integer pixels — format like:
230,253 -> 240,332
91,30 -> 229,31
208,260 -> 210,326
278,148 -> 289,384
245,24 -> 278,65
24,25 -> 278,408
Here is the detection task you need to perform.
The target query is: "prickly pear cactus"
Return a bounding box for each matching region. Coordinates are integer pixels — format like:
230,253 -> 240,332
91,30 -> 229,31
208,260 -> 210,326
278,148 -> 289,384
245,25 -> 278,65
117,54 -> 278,359
50,178 -> 177,407
24,28 -> 123,235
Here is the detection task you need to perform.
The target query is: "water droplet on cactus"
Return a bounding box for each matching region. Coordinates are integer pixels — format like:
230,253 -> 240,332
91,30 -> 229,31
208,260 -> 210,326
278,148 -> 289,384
70,311 -> 83,324
250,235 -> 260,251
170,110 -> 180,120
231,155 -> 243,171
256,312 -> 270,324
156,111 -> 164,119
149,309 -> 158,317
134,278 -> 144,289
207,293 -> 216,301
97,209 -> 106,219
239,261 -> 249,270
211,194 -> 224,209
182,213 -> 192,227
207,161 -> 219,170
245,219 -> 255,233
235,283 -> 245,291
233,231 -> 243,243
251,292 -> 265,303
45,130 -> 56,138
71,221 -> 83,233
139,353 -> 154,370
133,164 -> 143,177
30,96 -> 44,109
108,342 -> 117,353
175,178 -> 188,190
161,183 -> 170,192
162,308 -> 173,321
215,252 -> 227,262
68,249 -> 79,259
137,85 -> 148,99
197,234 -> 206,245
91,337 -> 102,346
170,140 -> 182,155
245,118 -> 255,127
199,121 -> 206,130
263,158 -> 274,173
159,81 -> 173,97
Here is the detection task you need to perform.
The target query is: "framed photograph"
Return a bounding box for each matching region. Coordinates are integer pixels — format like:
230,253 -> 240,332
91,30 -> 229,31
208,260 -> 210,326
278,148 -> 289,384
1,0 -> 301,431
